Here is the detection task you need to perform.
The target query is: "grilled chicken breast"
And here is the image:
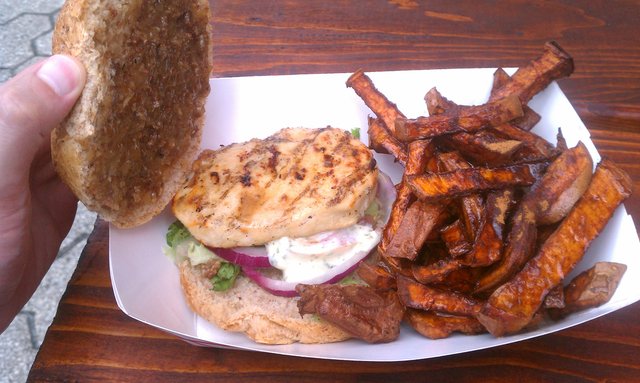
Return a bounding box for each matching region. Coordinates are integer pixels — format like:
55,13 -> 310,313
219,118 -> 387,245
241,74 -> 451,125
172,127 -> 378,247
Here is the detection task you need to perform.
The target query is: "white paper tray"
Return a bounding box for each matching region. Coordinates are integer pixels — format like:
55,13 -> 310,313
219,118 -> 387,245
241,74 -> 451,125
110,68 -> 640,362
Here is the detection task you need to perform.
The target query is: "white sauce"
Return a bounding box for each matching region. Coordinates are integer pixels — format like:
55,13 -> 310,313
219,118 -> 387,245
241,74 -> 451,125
265,224 -> 380,283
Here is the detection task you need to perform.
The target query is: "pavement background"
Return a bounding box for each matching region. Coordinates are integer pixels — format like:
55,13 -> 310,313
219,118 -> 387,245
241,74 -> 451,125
0,1 -> 98,382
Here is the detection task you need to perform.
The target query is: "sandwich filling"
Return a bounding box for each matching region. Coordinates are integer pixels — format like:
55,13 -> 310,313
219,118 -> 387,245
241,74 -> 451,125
168,127 -> 394,296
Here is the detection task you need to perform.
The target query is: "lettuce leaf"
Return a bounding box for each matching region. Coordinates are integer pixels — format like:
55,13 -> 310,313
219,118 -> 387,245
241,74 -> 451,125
166,220 -> 191,247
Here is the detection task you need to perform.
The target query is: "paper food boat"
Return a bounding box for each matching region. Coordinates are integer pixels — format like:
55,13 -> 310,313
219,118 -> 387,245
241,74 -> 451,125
110,68 -> 640,362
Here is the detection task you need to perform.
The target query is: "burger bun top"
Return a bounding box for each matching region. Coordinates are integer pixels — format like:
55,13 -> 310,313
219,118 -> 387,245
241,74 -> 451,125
51,0 -> 212,228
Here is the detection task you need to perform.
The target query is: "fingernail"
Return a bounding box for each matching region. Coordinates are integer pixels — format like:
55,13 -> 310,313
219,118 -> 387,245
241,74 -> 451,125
36,55 -> 84,97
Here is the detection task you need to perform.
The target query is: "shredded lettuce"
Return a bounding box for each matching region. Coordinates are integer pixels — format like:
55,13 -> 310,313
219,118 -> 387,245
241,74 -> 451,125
164,220 -> 219,266
164,220 -> 239,291
163,220 -> 193,264
365,199 -> 380,219
350,127 -> 361,139
162,244 -> 179,264
338,274 -> 367,286
211,262 -> 241,291
187,241 -> 216,266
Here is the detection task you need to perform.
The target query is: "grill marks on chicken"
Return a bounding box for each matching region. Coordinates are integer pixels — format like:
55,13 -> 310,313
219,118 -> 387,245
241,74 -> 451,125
172,127 -> 378,248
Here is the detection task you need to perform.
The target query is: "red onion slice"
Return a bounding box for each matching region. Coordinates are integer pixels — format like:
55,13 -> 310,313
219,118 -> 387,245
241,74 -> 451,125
209,246 -> 272,268
242,253 -> 364,297
240,268 -> 300,297
239,171 -> 397,297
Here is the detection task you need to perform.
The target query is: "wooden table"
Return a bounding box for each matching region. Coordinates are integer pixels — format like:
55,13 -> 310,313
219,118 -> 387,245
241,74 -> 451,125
29,1 -> 640,382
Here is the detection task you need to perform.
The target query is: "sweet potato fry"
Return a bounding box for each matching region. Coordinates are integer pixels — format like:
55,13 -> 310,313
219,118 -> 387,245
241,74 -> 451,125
356,257 -> 397,291
425,88 -> 526,165
462,189 -> 516,267
438,152 -> 484,238
424,86 -> 545,165
424,87 -> 460,116
556,128 -> 568,151
347,70 -> 406,135
381,254 -> 414,278
522,309 -> 550,331
405,309 -> 486,339
406,139 -> 434,171
490,123 -> 558,160
490,41 -> 574,104
421,241 -> 452,263
527,142 -> 593,225
491,68 -> 541,131
551,262 -> 627,318
395,95 -> 523,141
512,108 -> 541,131
475,144 -> 592,292
380,139 -> 432,255
543,284 -> 565,309
397,275 -> 482,316
424,205 -> 455,242
535,222 -> 560,250
348,44 -> 628,342
427,83 -> 538,132
445,130 -> 522,166
440,219 -> 472,257
491,67 -> 511,98
385,200 -> 446,260
477,159 -> 632,336
408,163 -> 537,201
412,258 -> 463,285
368,117 -> 408,164
435,267 -> 484,295
473,201 -> 538,294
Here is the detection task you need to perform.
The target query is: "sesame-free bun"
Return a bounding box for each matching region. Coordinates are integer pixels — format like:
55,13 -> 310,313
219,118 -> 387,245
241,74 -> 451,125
51,0 -> 212,228
179,261 -> 351,344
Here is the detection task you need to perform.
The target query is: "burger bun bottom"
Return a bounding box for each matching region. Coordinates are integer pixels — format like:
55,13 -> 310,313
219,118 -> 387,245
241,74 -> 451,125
179,261 -> 351,344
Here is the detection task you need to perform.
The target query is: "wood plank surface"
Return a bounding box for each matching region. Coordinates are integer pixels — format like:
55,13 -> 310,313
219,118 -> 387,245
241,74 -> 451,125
28,1 -> 640,382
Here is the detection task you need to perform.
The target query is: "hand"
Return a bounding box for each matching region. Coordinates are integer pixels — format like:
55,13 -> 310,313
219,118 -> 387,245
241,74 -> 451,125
0,55 -> 86,332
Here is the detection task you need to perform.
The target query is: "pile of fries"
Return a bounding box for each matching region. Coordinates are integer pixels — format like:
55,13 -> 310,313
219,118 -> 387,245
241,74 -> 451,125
349,41 -> 632,339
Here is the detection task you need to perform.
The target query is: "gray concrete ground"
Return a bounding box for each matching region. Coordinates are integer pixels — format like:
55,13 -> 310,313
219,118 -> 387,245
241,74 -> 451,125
0,1 -> 98,381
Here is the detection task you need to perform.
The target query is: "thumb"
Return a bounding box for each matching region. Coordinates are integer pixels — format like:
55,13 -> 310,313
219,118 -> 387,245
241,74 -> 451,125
0,54 -> 86,176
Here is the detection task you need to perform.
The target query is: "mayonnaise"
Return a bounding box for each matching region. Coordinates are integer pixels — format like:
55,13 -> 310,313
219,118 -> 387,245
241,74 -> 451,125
265,224 -> 380,283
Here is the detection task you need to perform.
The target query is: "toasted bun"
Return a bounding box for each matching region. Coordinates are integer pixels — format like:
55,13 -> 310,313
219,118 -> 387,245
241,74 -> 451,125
51,0 -> 212,228
179,261 -> 351,344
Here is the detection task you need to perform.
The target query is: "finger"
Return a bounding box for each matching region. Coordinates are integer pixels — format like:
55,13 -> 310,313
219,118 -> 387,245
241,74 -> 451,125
0,55 -> 86,184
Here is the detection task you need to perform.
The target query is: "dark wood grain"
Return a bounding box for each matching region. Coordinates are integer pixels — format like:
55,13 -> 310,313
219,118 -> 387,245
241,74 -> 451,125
29,1 -> 640,382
